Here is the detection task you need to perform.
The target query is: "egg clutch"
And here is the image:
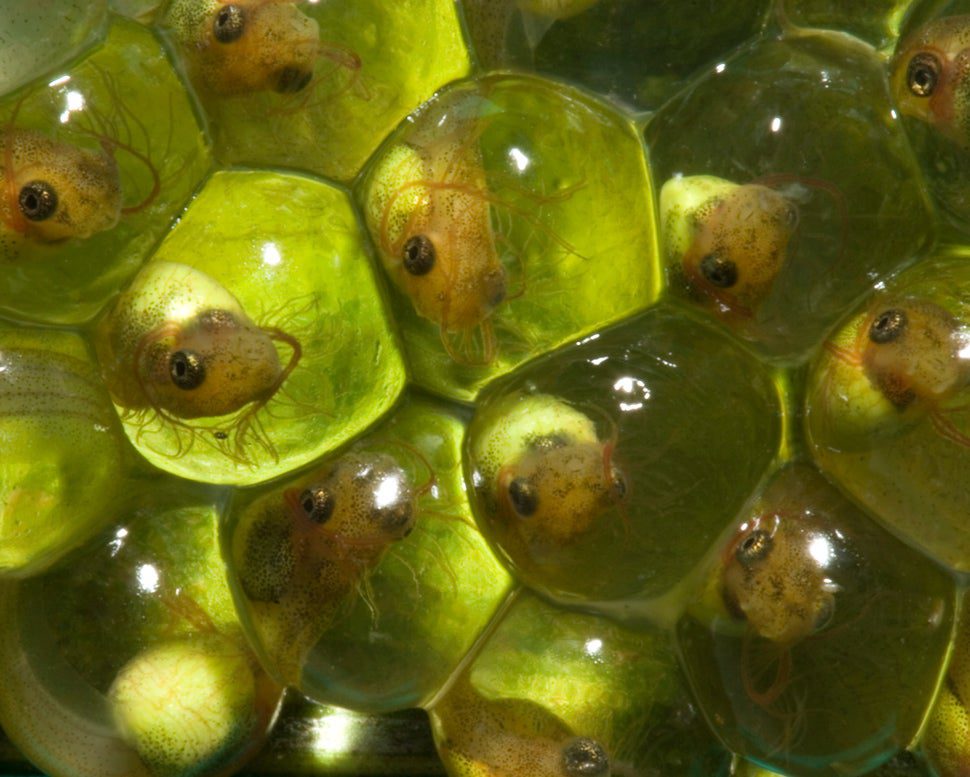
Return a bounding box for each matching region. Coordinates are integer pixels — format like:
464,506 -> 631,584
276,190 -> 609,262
3,2 -> 970,777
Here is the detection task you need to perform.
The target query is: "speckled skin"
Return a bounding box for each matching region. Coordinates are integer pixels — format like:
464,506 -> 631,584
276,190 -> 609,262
164,0 -> 320,96
0,129 -> 121,260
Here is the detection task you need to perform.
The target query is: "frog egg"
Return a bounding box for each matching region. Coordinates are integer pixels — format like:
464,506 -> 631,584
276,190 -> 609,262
225,397 -> 511,711
460,0 -> 769,110
0,327 -> 126,578
96,170 -> 406,486
677,466 -> 954,775
806,252 -> 970,571
466,303 -> 780,604
661,174 -> 801,324
0,15 -> 210,325
470,392 -> 624,547
647,30 -> 932,357
159,0 -> 470,181
0,494 -> 282,777
429,593 -> 731,777
358,74 -> 656,401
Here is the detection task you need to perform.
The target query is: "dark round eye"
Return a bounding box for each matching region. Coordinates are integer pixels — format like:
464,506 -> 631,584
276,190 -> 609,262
699,252 -> 738,289
609,467 -> 627,502
736,529 -> 773,567
299,486 -> 335,525
275,67 -> 313,94
508,478 -> 538,517
402,235 -> 436,276
869,308 -> 908,344
561,737 -> 610,777
213,4 -> 245,43
907,52 -> 941,98
169,350 -> 206,390
18,181 -> 57,221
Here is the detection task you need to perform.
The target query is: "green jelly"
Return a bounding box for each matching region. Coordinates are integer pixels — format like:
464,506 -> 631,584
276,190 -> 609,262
0,486 -> 283,777
159,0 -> 470,182
0,2 -> 106,97
465,302 -> 780,604
647,31 -> 933,357
0,326 -> 126,578
429,592 -> 731,777
782,0 -> 915,49
95,169 -> 406,486
0,15 -> 210,325
806,252 -> 970,571
461,0 -> 770,111
358,74 -> 657,402
225,396 -> 513,712
889,6 -> 970,232
677,466 -> 954,777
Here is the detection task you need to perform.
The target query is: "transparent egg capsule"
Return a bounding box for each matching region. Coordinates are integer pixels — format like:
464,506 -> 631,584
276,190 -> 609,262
677,466 -> 954,776
159,0 -> 470,181
225,397 -> 512,711
465,303 -> 780,604
735,751 -> 932,777
647,30 -> 932,356
806,252 -> 970,570
0,487 -> 283,777
0,15 -> 209,325
779,0 -> 915,49
460,0 -> 770,111
358,74 -> 656,401
0,326 -> 126,578
0,2 -> 106,98
95,170 -> 406,486
890,8 -> 970,230
429,593 -> 732,777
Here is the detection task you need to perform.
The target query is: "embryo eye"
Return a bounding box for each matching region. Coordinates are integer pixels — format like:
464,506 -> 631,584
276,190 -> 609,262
299,486 -> 335,525
869,308 -> 908,344
508,478 -> 539,517
213,5 -> 245,43
19,181 -> 58,221
907,52 -> 941,98
169,350 -> 206,390
402,235 -> 436,276
699,252 -> 738,288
